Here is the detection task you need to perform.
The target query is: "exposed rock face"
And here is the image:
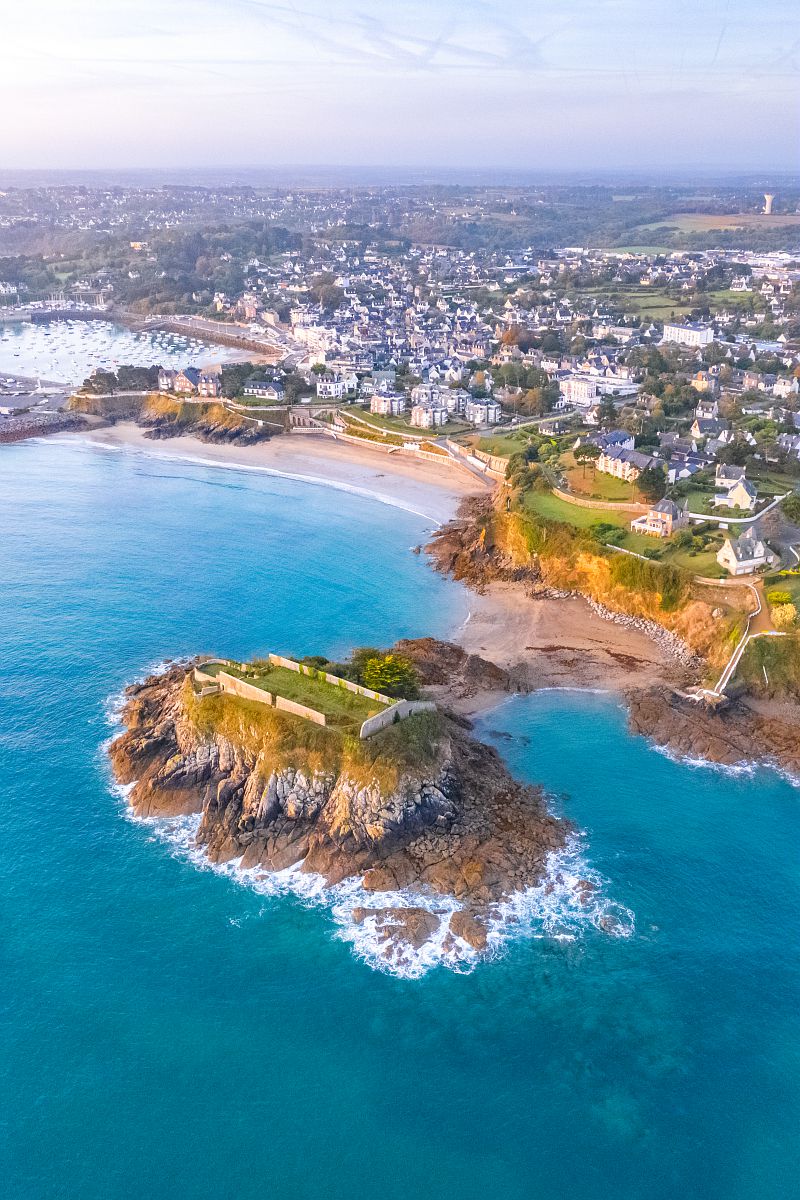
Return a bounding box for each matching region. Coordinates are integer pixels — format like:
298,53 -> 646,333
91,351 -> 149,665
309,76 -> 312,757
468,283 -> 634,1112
141,414 -> 270,445
426,496 -> 535,590
109,663 -> 568,954
395,637 -> 520,699
627,687 -> 800,776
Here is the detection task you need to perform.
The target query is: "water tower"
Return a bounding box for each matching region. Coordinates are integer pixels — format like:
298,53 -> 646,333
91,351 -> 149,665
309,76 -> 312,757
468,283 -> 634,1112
764,193 -> 775,215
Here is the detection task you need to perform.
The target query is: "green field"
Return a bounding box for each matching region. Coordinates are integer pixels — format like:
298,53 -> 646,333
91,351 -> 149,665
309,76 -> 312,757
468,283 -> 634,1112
354,410 -> 470,437
636,212 -> 800,234
523,490 -> 631,529
203,661 -> 386,729
593,286 -> 693,320
524,490 -> 727,575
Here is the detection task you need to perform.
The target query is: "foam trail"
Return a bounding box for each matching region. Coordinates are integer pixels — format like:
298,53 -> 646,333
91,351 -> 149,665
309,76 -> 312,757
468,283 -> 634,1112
39,435 -> 445,526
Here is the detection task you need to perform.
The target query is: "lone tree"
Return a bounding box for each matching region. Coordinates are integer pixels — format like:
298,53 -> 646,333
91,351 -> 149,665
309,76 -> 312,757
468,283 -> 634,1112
574,442 -> 600,477
362,654 -> 419,699
637,465 -> 667,504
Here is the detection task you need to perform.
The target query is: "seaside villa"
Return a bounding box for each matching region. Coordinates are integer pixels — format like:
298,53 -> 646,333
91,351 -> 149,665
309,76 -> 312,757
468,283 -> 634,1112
716,529 -> 776,576
630,498 -> 688,538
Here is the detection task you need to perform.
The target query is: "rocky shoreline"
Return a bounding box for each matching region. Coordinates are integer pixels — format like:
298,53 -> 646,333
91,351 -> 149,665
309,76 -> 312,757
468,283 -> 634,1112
427,498 -> 800,778
626,687 -> 800,777
109,649 -> 578,963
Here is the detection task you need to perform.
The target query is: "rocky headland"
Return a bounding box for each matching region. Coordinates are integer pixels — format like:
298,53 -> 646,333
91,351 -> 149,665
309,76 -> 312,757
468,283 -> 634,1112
109,646 -> 571,961
68,392 -> 273,445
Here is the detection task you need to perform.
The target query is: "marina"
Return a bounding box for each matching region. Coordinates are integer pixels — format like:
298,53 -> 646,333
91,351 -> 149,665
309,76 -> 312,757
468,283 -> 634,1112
0,317 -> 245,388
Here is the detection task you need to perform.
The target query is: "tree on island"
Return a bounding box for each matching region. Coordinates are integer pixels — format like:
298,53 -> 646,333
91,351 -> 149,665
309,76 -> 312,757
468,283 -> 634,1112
362,654 -> 419,699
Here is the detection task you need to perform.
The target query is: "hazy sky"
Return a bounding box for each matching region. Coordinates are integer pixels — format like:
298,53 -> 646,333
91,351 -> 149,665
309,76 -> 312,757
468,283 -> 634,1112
2,0 -> 798,171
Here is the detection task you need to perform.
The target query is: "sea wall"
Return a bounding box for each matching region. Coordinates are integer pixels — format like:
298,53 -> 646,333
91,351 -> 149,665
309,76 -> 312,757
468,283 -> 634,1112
359,700 -> 437,739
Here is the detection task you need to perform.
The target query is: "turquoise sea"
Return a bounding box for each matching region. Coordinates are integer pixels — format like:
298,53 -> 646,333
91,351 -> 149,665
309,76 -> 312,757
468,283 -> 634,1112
2,437 -> 799,1199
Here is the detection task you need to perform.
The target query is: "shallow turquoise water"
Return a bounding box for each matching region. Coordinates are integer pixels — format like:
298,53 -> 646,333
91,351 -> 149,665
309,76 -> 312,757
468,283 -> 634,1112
2,440 -> 799,1199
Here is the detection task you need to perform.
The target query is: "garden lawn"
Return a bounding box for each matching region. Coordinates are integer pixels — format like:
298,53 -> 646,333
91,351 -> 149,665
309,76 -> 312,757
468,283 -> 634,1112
562,455 -> 637,502
523,490 -> 630,530
204,662 -> 387,729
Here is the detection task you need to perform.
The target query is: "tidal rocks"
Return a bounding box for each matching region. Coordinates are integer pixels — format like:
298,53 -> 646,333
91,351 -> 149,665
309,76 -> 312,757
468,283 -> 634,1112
626,686 -> 800,776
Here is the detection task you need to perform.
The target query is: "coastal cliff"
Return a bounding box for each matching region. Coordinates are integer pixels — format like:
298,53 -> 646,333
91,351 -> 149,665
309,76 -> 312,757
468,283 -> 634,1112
69,392 -> 273,444
110,655 -> 568,957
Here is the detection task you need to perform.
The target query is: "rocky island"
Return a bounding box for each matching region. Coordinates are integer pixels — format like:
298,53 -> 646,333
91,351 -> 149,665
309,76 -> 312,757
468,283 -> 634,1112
109,645 -> 570,963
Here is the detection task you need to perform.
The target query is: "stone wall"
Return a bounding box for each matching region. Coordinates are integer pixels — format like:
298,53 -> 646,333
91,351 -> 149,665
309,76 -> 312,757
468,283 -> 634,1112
274,695 -> 326,726
359,700 -> 437,739
195,656 -> 433,737
267,654 -> 393,706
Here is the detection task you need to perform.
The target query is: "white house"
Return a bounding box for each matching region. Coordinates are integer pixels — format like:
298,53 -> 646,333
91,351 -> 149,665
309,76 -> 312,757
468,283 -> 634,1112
316,373 -> 346,400
559,376 -> 599,407
662,321 -> 714,348
244,380 -> 285,401
717,529 -> 776,575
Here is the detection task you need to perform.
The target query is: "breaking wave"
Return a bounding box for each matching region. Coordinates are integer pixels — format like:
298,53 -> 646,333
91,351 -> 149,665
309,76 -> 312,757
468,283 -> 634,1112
109,786 -> 634,978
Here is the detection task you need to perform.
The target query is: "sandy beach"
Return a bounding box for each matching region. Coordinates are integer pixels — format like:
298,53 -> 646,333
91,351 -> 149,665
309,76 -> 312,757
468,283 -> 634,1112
58,422 -> 682,700
450,581 -> 680,709
62,421 -> 485,526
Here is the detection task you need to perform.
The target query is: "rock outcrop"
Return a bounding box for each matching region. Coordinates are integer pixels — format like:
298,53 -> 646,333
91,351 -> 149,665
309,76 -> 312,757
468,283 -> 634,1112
110,662 -> 568,956
627,687 -> 800,776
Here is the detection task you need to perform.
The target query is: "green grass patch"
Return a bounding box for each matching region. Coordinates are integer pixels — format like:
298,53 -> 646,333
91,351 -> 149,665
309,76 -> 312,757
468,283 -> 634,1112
523,491 -> 632,529
203,661 -> 387,730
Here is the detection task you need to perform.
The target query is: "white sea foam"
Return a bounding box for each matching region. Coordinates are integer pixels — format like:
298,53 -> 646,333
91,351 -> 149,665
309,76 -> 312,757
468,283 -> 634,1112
40,435 -> 445,526
650,741 -> 758,778
113,796 -> 634,978
651,742 -> 800,789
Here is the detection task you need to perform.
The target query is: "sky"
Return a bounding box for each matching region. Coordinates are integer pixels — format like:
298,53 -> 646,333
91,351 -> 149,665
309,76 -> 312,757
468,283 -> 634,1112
1,0 -> 798,173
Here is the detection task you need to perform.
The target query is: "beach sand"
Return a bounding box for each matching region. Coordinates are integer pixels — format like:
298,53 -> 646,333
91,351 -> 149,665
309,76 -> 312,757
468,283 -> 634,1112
63,421 -> 486,526
451,581 -> 680,710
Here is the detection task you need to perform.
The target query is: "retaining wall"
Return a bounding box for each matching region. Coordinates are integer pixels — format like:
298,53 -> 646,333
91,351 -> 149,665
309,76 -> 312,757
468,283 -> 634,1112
194,664 -> 327,724
267,654 -> 393,705
551,485 -> 646,514
359,699 -> 437,739
217,671 -> 275,707
274,695 -> 327,725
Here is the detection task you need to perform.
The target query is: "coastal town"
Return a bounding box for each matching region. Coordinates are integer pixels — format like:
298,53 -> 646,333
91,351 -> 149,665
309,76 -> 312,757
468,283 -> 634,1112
3,180 -> 800,698
3,184 -> 800,582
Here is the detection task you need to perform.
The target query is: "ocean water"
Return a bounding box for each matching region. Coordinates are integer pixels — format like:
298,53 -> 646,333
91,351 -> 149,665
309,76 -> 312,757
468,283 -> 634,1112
2,438 -> 799,1199
0,319 -> 241,384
